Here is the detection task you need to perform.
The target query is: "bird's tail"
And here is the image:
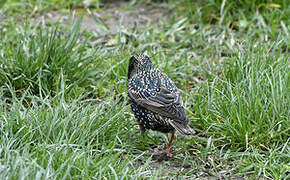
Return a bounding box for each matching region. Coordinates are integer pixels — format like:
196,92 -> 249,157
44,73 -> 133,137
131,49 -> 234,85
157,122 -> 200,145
168,120 -> 195,135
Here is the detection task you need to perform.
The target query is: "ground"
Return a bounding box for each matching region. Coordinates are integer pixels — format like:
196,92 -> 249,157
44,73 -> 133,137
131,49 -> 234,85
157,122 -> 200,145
0,0 -> 289,179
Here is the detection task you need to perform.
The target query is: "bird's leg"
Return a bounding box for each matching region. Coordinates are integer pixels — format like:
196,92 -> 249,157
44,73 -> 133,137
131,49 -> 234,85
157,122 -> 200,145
134,118 -> 151,150
155,131 -> 175,157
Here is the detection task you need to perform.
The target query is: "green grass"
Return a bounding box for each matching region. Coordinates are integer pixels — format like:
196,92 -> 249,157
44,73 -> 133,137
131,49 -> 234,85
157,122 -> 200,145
0,0 -> 289,179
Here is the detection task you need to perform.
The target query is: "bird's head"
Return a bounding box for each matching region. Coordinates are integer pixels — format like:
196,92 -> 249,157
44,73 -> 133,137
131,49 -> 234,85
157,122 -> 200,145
128,54 -> 154,79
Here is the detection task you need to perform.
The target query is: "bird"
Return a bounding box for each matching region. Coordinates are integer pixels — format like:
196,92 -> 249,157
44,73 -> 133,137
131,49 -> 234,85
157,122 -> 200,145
127,54 -> 195,157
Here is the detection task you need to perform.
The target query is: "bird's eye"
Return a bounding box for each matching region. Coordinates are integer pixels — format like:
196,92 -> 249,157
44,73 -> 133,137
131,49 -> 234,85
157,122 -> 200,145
156,88 -> 161,92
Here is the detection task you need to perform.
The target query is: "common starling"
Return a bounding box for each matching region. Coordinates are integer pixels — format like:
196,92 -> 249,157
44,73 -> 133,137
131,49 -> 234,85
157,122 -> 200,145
127,54 -> 195,157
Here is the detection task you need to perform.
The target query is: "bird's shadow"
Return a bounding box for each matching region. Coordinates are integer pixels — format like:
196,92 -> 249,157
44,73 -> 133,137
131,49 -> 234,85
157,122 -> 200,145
151,151 -> 173,161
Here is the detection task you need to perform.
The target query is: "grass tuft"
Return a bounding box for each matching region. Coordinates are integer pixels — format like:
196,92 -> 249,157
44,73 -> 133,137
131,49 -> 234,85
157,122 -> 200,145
0,19 -> 100,98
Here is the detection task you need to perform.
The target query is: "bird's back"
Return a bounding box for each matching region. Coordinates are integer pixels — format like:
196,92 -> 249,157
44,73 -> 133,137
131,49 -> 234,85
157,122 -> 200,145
128,67 -> 195,135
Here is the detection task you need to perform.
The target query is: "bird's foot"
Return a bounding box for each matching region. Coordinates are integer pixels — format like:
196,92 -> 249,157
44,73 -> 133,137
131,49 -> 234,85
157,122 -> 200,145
154,147 -> 173,157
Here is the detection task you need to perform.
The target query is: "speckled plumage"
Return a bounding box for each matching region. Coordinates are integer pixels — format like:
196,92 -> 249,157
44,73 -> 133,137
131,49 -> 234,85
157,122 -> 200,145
127,54 -> 195,149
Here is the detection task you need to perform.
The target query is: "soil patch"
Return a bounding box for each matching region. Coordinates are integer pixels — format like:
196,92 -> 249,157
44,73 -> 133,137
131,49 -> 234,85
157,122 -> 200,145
39,1 -> 168,35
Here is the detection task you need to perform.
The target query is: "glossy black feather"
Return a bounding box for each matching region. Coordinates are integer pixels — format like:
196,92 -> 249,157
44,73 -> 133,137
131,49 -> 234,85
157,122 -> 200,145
127,54 -> 195,135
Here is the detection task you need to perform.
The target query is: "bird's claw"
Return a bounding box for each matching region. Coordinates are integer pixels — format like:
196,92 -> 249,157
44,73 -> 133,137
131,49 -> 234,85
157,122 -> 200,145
154,147 -> 173,157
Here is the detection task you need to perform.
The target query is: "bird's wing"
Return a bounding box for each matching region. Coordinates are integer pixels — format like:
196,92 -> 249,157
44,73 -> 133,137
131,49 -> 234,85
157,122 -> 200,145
128,80 -> 187,122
